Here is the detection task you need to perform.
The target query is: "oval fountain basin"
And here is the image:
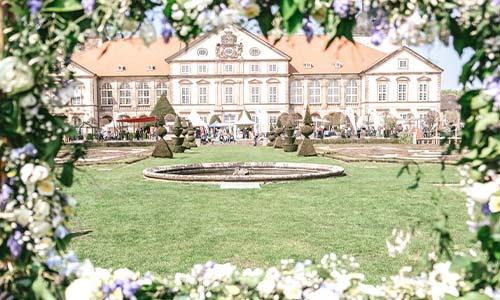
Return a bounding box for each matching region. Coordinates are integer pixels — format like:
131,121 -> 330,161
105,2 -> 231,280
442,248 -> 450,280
143,162 -> 344,183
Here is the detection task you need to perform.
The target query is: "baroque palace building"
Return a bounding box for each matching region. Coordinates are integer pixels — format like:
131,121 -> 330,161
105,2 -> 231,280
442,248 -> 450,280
63,25 -> 442,133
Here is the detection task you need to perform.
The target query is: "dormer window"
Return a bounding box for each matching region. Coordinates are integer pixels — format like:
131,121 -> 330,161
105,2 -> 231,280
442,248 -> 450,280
117,65 -> 126,71
181,64 -> 190,74
146,65 -> 155,71
334,61 -> 343,69
304,63 -> 313,69
398,59 -> 409,69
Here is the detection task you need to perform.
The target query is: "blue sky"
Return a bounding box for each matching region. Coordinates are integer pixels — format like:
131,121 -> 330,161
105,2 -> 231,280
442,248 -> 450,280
149,9 -> 474,90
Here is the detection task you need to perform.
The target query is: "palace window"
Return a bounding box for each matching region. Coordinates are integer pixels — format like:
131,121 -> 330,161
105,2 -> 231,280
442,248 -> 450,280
345,80 -> 358,103
250,64 -> 260,73
198,86 -> 208,104
290,80 -> 303,104
119,83 -> 131,105
250,86 -> 260,103
71,82 -> 84,105
137,82 -> 150,105
180,64 -> 190,74
418,82 -> 428,101
308,80 -> 321,104
223,114 -> 236,123
327,80 -> 340,103
268,63 -> 277,73
181,86 -> 191,104
224,64 -> 234,73
398,59 -> 409,69
224,86 -> 234,104
397,82 -> 408,101
269,115 -> 277,126
101,83 -> 113,106
155,82 -> 168,101
198,64 -> 208,74
269,86 -> 277,103
71,116 -> 82,126
377,83 -> 388,101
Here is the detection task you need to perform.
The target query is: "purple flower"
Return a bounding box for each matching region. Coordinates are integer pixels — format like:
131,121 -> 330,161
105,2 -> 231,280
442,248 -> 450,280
27,0 -> 43,15
485,75 -> 500,107
121,280 -> 141,298
160,17 -> 174,43
492,0 -> 500,6
482,202 -> 492,215
239,0 -> 251,8
302,18 -> 314,42
333,0 -> 351,18
7,230 -> 23,259
10,143 -> 38,161
81,0 -> 95,14
370,16 -> 389,46
55,225 -> 69,239
0,183 -> 13,209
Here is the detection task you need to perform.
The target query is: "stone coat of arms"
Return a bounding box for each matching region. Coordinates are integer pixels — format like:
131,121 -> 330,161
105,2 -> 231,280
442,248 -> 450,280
216,31 -> 243,59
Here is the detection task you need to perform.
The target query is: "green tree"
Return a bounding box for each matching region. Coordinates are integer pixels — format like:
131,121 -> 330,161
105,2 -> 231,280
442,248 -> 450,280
209,114 -> 221,124
151,94 -> 176,126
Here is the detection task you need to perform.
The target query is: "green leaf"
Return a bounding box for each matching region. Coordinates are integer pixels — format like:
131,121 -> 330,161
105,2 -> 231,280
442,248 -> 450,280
43,0 -> 83,12
280,0 -> 297,20
463,292 -> 492,300
284,10 -> 302,34
32,275 -> 57,300
257,8 -> 274,38
58,162 -> 74,187
475,113 -> 499,132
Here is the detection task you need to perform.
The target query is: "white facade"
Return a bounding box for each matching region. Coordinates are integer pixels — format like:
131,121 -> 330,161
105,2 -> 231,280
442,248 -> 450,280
62,25 -> 442,132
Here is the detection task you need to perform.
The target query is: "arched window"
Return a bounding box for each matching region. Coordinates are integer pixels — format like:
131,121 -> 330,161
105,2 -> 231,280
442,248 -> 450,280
327,80 -> 340,103
71,81 -> 84,105
345,80 -> 358,103
100,83 -> 113,106
137,82 -> 150,105
308,80 -> 321,104
290,80 -> 303,104
119,83 -> 131,105
155,82 -> 168,101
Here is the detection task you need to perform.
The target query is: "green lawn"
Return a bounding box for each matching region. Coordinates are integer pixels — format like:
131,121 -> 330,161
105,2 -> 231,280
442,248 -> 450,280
67,145 -> 471,282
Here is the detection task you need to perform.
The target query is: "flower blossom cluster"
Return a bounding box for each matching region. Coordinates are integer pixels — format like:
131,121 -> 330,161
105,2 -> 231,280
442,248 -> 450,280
0,143 -> 76,260
460,164 -> 500,232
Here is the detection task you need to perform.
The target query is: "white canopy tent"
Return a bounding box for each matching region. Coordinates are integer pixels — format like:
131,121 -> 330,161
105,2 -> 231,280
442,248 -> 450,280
235,111 -> 255,126
186,110 -> 207,128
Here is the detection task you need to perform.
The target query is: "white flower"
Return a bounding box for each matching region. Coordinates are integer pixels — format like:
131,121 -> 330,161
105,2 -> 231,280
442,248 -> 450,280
305,288 -> 339,300
172,10 -> 185,21
113,268 -> 138,281
20,93 -> 37,107
279,278 -> 303,300
33,200 -> 51,220
29,221 -> 52,238
56,84 -> 75,106
20,163 -> 49,184
0,56 -> 34,95
428,262 -> 461,300
14,207 -> 32,226
464,181 -> 499,203
218,9 -> 239,25
257,278 -> 276,297
489,196 -> 500,213
65,278 -> 99,300
37,179 -> 55,196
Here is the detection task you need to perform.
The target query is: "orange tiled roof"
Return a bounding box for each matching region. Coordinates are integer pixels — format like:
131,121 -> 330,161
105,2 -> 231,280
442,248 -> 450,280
272,35 -> 386,74
72,34 -> 387,77
72,37 -> 185,76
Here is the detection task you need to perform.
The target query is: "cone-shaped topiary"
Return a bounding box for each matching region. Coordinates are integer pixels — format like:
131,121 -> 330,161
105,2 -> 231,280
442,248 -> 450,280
274,119 -> 284,149
209,114 -> 221,125
187,121 -> 197,148
181,119 -> 190,149
303,105 -> 313,125
267,124 -> 276,146
151,94 -> 176,126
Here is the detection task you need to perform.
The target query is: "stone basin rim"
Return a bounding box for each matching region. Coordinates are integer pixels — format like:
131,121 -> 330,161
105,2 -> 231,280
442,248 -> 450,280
143,162 -> 344,182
